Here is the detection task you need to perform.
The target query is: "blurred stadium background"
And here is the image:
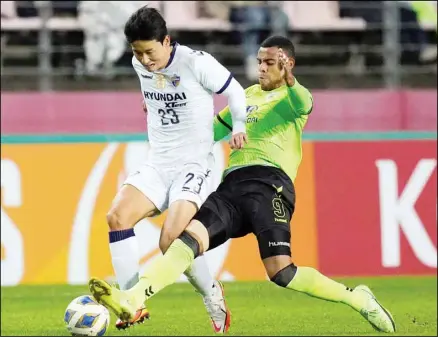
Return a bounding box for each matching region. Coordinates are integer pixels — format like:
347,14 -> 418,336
0,0 -> 437,90
1,1 -> 437,336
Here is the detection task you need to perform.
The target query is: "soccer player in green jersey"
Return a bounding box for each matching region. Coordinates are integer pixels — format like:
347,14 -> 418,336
89,36 -> 396,333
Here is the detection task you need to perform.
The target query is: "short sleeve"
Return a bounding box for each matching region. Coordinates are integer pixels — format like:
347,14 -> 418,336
193,52 -> 233,94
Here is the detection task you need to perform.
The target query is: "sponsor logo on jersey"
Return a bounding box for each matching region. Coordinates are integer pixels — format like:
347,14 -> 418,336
246,106 -> 259,123
143,91 -> 187,102
141,74 -> 153,79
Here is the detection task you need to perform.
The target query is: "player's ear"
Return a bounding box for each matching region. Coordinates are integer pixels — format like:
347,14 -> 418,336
289,57 -> 295,69
163,35 -> 171,47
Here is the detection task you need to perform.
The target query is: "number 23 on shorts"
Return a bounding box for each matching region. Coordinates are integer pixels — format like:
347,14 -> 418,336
182,172 -> 204,194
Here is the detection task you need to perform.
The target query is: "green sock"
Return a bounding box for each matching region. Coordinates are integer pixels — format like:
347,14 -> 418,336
126,239 -> 195,302
286,267 -> 366,311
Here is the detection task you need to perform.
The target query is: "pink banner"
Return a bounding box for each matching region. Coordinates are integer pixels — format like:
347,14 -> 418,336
1,90 -> 436,134
314,140 -> 437,276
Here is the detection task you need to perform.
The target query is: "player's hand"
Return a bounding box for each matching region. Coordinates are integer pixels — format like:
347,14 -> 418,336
278,48 -> 294,84
277,48 -> 291,72
229,132 -> 248,150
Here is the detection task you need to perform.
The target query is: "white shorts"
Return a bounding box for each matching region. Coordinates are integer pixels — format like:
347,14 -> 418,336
123,154 -> 216,213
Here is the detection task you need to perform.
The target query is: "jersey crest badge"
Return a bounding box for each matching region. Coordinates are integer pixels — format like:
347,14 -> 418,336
246,105 -> 258,115
171,74 -> 180,87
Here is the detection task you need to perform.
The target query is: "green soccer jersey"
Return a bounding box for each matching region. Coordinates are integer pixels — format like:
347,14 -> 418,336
214,79 -> 313,183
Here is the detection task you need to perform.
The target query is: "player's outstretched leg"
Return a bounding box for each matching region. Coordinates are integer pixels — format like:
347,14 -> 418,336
89,223 -> 231,333
89,232 -> 202,323
267,261 -> 396,333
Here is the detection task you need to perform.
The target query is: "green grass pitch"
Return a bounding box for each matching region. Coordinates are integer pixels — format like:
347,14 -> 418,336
1,276 -> 436,336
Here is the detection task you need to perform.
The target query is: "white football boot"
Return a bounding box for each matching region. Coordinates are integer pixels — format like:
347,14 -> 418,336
355,285 -> 396,333
202,281 -> 231,334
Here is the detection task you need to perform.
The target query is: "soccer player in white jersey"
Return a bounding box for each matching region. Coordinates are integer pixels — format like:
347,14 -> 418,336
105,6 -> 247,333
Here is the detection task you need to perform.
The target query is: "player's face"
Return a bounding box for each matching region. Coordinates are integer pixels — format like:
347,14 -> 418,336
131,35 -> 171,72
257,47 -> 286,91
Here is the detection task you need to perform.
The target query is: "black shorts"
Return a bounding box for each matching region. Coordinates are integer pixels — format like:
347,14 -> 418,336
193,165 -> 295,259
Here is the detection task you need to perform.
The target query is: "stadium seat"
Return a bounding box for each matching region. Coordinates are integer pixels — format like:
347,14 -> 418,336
163,1 -> 231,31
283,1 -> 366,31
0,0 -> 80,31
1,17 -> 81,31
0,1 -> 158,32
1,1 -> 17,18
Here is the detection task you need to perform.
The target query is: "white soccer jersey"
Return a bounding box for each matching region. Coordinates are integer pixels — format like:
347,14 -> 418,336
132,42 -> 233,167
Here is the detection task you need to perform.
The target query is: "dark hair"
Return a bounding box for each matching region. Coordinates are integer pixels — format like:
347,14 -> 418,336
124,6 -> 168,44
260,35 -> 296,58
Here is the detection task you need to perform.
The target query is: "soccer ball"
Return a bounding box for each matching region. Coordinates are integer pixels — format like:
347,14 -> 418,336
64,295 -> 110,336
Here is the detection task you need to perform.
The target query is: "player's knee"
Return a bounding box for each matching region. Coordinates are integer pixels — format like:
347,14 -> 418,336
106,209 -> 131,231
270,264 -> 298,288
158,238 -> 168,254
158,231 -> 176,254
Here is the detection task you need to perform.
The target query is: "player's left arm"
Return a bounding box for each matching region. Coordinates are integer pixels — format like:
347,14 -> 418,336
278,49 -> 314,117
286,85 -> 313,117
193,52 -> 248,148
132,56 -> 149,131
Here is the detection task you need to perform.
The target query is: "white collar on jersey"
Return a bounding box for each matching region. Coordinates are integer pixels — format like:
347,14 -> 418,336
164,42 -> 179,69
